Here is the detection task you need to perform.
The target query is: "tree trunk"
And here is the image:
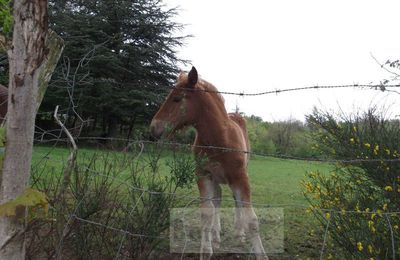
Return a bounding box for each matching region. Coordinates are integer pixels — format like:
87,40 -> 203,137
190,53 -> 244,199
107,116 -> 118,138
126,115 -> 136,142
0,1 -> 64,258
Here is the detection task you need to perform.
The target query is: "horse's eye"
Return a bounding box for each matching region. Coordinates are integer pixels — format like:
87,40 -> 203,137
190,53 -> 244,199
172,95 -> 183,102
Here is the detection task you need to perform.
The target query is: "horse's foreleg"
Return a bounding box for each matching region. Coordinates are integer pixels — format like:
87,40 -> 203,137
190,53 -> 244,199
211,183 -> 221,249
234,198 -> 246,243
198,177 -> 215,260
230,178 -> 269,260
246,207 -> 268,260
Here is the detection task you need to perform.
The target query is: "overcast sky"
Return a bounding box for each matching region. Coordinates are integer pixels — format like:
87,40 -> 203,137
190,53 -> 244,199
164,0 -> 400,122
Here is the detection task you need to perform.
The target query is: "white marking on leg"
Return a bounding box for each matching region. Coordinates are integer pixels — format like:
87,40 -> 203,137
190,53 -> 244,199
232,188 -> 246,242
211,184 -> 221,249
245,207 -> 268,260
232,187 -> 268,259
199,179 -> 214,259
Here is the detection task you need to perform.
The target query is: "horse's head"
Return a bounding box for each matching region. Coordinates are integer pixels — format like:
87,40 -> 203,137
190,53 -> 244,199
150,66 -> 199,139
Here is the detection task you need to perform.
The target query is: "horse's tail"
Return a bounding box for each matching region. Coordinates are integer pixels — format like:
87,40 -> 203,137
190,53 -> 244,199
228,113 -> 250,162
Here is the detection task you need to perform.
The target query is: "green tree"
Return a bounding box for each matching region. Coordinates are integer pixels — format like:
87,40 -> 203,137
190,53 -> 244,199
40,0 -> 187,138
0,0 -> 12,86
246,115 -> 276,154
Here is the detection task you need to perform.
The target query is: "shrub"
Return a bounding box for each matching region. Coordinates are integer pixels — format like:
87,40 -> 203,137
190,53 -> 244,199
26,145 -> 197,259
303,108 -> 400,259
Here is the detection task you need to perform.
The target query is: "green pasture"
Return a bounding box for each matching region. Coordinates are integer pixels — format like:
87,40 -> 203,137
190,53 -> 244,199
31,145 -> 333,258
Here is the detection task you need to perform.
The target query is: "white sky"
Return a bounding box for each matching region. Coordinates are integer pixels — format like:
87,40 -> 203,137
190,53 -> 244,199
165,0 -> 400,122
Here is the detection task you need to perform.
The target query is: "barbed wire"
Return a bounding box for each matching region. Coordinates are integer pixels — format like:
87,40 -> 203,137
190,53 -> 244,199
171,83 -> 400,96
31,136 -> 399,259
33,150 -> 400,216
23,43 -> 400,258
33,135 -> 400,165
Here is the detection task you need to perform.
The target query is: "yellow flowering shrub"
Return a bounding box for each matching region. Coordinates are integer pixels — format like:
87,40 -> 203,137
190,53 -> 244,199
305,109 -> 400,259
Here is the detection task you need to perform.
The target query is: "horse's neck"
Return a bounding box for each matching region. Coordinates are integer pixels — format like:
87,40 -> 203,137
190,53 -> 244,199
193,104 -> 229,146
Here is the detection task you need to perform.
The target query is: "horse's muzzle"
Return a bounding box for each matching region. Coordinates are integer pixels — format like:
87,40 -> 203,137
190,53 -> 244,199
150,119 -> 165,139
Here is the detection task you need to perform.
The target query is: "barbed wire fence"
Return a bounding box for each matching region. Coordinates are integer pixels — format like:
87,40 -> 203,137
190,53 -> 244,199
28,67 -> 400,259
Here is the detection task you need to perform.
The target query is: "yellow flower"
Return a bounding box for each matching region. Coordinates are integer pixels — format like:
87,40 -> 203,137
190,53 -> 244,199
365,208 -> 370,213
368,220 -> 374,229
374,144 -> 379,153
327,253 -> 333,260
357,242 -> 363,251
394,225 -> 399,230
383,203 -> 387,211
370,258 -> 374,260
325,212 -> 331,220
368,244 -> 373,254
364,143 -> 371,148
385,148 -> 391,155
384,186 -> 393,192
350,138 -> 355,144
368,220 -> 376,232
305,182 -> 313,192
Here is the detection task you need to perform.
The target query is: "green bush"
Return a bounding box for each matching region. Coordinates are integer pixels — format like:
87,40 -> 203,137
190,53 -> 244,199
303,108 -> 400,259
27,146 -> 197,259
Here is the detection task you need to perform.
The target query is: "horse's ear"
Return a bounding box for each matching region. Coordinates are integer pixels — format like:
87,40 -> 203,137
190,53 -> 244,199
187,66 -> 198,88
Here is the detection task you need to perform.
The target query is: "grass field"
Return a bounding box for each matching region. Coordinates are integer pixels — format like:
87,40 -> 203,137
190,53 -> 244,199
31,145 -> 333,259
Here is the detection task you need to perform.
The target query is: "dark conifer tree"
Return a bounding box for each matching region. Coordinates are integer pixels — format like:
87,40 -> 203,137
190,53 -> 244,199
40,0 -> 187,137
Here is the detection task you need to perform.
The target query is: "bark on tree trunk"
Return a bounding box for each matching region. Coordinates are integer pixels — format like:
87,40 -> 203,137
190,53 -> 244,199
126,115 -> 136,142
108,116 -> 118,138
0,1 -> 64,258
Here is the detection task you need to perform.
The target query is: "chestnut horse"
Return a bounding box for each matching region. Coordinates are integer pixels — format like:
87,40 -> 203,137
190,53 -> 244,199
150,67 -> 267,259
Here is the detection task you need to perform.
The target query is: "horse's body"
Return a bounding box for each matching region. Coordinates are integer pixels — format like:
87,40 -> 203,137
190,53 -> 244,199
150,67 -> 267,259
